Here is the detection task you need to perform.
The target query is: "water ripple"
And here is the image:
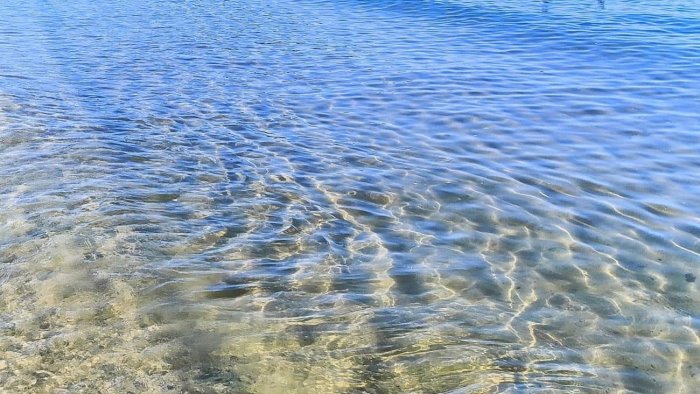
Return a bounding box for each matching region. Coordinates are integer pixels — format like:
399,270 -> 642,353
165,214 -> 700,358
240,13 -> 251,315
1,0 -> 700,392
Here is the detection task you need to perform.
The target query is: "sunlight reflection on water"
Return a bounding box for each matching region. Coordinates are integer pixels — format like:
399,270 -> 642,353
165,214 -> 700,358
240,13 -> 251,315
1,0 -> 699,392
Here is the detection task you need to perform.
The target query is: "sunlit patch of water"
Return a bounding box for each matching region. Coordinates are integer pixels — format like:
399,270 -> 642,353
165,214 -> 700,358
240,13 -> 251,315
2,0 -> 700,392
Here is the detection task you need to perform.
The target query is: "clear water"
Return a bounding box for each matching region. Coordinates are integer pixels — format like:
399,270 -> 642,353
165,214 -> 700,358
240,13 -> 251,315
1,0 -> 699,392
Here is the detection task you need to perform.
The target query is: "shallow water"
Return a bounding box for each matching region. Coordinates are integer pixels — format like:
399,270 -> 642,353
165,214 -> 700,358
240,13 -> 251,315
1,0 -> 699,392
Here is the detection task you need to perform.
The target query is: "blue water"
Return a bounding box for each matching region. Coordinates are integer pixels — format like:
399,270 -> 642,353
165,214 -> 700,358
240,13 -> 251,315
1,0 -> 699,392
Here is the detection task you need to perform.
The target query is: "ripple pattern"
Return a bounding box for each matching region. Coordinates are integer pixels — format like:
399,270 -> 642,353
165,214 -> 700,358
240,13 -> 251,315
1,0 -> 700,392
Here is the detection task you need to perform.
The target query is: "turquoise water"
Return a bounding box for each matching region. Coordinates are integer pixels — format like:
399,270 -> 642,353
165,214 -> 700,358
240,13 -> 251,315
1,0 -> 699,392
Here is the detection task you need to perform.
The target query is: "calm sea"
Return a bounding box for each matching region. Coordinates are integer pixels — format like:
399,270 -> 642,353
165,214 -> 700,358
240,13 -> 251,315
1,0 -> 699,392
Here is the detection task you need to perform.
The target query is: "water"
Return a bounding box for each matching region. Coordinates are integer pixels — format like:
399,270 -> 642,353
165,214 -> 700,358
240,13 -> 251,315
1,0 -> 699,392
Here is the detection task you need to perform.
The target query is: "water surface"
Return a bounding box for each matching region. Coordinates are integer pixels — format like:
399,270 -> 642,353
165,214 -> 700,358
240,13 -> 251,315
1,0 -> 699,392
